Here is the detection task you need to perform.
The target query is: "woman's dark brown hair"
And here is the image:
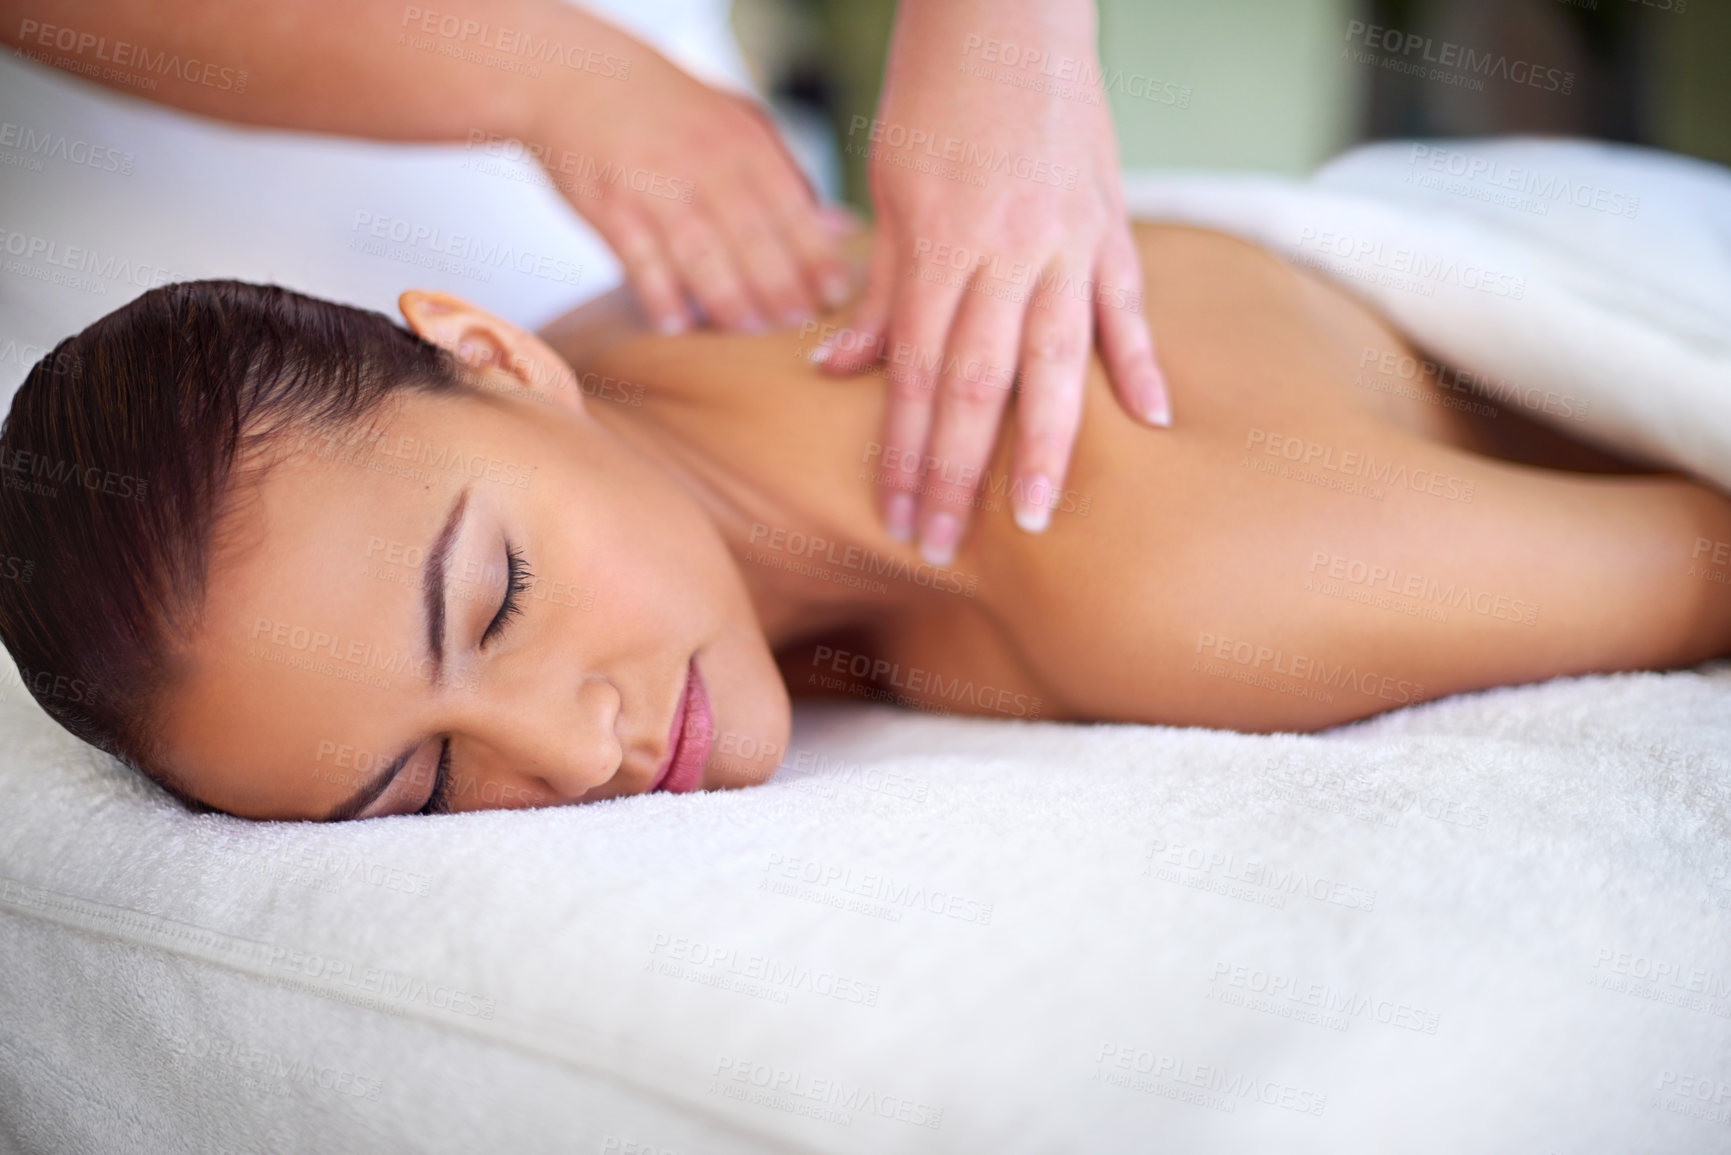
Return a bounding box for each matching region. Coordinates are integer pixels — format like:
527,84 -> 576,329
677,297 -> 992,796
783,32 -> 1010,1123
0,280 -> 465,803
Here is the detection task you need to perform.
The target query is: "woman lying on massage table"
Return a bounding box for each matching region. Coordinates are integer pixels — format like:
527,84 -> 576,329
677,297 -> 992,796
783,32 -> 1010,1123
2,222 -> 1728,821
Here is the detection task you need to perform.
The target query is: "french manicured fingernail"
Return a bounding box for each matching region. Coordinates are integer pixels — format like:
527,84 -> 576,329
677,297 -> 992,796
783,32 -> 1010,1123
656,312 -> 687,335
1144,369 -> 1171,427
736,312 -> 768,334
885,493 -> 915,541
820,272 -> 851,309
1015,474 -> 1053,533
919,512 -> 959,566
808,338 -> 835,366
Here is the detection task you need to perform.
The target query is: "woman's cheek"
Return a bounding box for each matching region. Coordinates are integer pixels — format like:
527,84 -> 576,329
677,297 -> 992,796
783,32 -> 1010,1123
704,628 -> 790,789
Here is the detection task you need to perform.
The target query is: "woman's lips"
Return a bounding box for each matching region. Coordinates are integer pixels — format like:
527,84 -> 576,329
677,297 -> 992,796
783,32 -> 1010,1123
651,659 -> 713,794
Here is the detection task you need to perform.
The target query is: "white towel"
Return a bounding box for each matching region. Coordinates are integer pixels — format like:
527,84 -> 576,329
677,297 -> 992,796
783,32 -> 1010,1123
1123,137 -> 1731,492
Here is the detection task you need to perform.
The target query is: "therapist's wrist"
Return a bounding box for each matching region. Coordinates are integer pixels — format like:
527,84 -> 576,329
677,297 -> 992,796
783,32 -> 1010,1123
886,0 -> 1100,84
502,3 -> 654,144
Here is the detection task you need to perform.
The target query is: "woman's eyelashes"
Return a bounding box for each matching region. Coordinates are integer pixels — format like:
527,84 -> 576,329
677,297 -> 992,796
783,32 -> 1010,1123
481,543 -> 533,645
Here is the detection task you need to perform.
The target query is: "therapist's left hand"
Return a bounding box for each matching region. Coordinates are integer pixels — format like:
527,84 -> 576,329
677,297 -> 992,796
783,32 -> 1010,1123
527,37 -> 853,336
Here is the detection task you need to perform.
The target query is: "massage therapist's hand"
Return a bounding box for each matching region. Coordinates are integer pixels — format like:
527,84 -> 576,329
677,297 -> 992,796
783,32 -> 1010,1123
1,0 -> 848,336
522,43 -> 854,335
812,0 -> 1170,562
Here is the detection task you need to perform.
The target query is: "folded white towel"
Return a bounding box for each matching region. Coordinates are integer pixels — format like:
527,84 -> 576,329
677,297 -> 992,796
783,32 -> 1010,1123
1124,136 -> 1731,492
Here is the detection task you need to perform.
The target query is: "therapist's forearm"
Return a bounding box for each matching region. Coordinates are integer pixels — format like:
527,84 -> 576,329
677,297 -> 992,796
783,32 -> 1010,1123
1,0 -> 633,142
884,0 -> 1100,87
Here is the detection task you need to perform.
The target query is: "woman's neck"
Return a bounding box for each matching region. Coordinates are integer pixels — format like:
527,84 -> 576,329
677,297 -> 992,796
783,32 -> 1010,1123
555,308 -> 944,651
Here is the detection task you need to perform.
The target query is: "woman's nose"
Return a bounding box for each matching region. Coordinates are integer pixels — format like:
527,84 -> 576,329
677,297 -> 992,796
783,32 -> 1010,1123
533,675 -> 625,800
464,671 -> 624,804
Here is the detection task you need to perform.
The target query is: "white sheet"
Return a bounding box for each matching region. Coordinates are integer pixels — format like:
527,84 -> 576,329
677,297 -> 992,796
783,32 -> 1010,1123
1123,137 -> 1731,492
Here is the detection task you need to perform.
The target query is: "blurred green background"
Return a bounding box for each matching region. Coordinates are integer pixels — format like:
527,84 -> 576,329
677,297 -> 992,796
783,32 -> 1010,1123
731,0 -> 1731,212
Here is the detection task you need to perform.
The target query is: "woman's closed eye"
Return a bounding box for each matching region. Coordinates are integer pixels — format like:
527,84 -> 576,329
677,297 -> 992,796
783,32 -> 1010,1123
415,545 -> 532,815
418,738 -> 454,815
482,543 -> 533,645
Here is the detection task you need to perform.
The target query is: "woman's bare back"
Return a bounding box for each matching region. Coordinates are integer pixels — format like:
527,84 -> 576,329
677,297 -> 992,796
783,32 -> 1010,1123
564,223 -> 1731,733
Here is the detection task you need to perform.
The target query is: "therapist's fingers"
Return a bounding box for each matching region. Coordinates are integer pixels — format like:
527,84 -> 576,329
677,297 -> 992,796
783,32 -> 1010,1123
710,183 -> 814,328
812,231 -> 896,374
910,287 -> 1030,566
1094,223 -> 1170,426
647,198 -> 766,332
588,203 -> 691,335
875,264 -> 967,543
755,166 -> 856,313
1008,256 -> 1093,534
735,112 -> 855,314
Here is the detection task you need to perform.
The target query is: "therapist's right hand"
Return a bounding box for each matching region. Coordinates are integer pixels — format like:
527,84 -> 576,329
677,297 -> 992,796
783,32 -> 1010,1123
526,44 -> 852,335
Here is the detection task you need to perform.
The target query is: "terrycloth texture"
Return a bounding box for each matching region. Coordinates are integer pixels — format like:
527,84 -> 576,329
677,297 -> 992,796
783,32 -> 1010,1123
1123,138 -> 1731,491
2,650 -> 1730,1154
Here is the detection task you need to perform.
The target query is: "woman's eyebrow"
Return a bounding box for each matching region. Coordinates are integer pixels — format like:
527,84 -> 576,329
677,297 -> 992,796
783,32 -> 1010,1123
421,484 -> 472,688
321,483 -> 473,822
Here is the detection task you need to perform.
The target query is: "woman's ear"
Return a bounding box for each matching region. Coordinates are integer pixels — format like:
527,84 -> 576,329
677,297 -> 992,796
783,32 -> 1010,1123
398,290 -> 586,415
